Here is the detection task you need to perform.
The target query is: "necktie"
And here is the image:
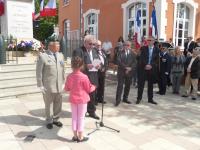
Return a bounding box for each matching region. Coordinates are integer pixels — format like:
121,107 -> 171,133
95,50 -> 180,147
53,53 -> 57,62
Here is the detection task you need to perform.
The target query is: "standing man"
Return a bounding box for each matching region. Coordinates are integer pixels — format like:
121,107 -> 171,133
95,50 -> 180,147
157,47 -> 171,95
36,36 -> 65,129
115,41 -> 137,106
95,40 -> 108,104
72,35 -> 100,120
136,36 -> 159,105
184,36 -> 196,56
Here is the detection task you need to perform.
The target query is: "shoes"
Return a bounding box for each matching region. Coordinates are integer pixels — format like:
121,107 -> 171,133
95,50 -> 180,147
115,101 -> 120,107
192,97 -> 196,100
88,113 -> 100,120
156,91 -> 160,94
77,137 -> 89,142
99,101 -> 106,104
53,121 -> 63,127
72,136 -> 78,142
46,123 -> 53,129
182,95 -> 188,98
122,100 -> 132,104
148,101 -> 158,105
136,99 -> 141,104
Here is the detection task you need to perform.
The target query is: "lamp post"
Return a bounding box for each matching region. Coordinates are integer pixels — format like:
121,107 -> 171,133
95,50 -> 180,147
80,0 -> 83,42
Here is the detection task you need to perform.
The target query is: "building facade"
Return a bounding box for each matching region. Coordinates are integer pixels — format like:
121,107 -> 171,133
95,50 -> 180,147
59,0 -> 200,49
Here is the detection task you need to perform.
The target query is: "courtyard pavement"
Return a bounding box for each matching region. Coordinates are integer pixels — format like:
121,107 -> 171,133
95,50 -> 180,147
0,77 -> 200,150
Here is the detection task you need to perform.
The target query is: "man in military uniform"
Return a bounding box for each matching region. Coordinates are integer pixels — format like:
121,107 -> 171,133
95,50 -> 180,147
36,35 -> 65,129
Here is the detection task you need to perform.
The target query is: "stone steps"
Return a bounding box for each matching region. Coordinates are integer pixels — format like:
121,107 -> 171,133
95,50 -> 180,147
0,63 -> 71,99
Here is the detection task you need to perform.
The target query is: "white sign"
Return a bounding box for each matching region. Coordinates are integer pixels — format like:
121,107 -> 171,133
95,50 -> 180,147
7,0 -> 33,39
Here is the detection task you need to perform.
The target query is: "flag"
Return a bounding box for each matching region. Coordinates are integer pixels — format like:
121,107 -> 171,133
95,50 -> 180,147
0,0 -> 4,16
134,9 -> 141,49
40,0 -> 57,17
149,6 -> 158,39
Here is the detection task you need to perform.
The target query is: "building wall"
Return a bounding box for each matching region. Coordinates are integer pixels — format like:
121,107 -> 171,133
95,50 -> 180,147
59,0 -> 80,36
59,0 -> 200,47
83,0 -> 126,46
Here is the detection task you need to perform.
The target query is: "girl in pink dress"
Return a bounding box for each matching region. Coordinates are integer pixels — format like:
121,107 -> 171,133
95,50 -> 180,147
65,56 -> 96,142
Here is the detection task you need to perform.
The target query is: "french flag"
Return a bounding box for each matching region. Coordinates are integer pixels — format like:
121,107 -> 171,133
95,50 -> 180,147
134,9 -> 141,49
40,0 -> 57,17
0,0 -> 4,16
149,6 -> 158,39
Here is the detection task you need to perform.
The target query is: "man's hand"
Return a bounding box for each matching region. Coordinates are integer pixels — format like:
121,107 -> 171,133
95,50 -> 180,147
87,64 -> 93,69
95,64 -> 101,70
145,65 -> 152,70
39,87 -> 46,94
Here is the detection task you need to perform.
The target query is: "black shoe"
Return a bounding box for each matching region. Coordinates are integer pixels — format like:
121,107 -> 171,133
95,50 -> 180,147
53,121 -> 63,127
192,97 -> 196,100
72,136 -> 78,142
115,101 -> 120,107
148,101 -> 158,105
99,101 -> 106,104
46,123 -> 53,129
77,137 -> 89,142
156,91 -> 160,94
136,99 -> 141,104
122,100 -> 132,104
89,113 -> 100,120
182,95 -> 188,97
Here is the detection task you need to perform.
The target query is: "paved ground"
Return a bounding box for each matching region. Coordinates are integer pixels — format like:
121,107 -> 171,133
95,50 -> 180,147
0,77 -> 200,150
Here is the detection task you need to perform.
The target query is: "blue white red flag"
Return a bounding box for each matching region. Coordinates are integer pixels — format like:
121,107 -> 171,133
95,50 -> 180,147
40,0 -> 57,17
134,9 -> 141,49
149,6 -> 158,39
0,0 -> 4,16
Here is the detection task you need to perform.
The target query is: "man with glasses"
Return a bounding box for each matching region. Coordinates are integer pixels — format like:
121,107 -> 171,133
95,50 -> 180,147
136,36 -> 159,105
72,35 -> 100,120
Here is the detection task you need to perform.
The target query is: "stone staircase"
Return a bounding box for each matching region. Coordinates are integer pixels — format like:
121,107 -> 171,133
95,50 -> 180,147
0,63 -> 71,99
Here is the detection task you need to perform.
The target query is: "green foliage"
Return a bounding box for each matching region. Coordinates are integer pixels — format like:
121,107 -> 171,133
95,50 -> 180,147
33,0 -> 59,42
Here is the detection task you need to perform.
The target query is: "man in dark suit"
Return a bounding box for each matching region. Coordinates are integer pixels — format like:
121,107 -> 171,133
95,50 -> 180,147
157,47 -> 171,95
72,35 -> 100,120
95,40 -> 108,104
184,36 -> 196,56
115,41 -> 137,106
136,36 -> 159,105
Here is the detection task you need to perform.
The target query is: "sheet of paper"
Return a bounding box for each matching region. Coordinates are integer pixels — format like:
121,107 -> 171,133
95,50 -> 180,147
89,59 -> 101,72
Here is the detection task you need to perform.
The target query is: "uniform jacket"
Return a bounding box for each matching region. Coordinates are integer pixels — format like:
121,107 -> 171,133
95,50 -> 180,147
159,51 -> 171,75
36,50 -> 65,93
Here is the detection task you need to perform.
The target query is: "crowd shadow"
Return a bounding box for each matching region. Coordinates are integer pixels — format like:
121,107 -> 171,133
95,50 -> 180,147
0,110 -> 73,142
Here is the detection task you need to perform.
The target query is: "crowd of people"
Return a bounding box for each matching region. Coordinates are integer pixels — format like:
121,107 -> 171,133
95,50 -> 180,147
36,34 -> 200,143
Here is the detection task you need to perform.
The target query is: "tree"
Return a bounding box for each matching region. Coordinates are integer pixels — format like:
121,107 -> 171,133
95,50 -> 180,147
33,0 -> 58,42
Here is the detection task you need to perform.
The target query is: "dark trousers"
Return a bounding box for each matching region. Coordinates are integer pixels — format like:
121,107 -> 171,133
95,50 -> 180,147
87,72 -> 98,115
137,70 -> 154,102
158,73 -> 168,95
96,71 -> 105,102
87,90 -> 96,115
116,74 -> 132,103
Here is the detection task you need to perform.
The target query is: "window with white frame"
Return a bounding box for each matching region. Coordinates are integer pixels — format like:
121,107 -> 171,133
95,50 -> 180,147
175,3 -> 190,47
85,13 -> 98,38
64,19 -> 70,40
128,3 -> 147,40
63,0 -> 69,6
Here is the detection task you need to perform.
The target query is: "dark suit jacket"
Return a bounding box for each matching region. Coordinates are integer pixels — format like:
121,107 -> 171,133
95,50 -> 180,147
138,46 -> 160,82
185,56 -> 200,79
184,41 -> 196,55
159,52 -> 171,75
96,48 -> 108,72
117,49 -> 137,77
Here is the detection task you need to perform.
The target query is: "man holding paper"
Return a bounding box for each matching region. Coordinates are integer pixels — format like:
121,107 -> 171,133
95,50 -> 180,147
72,35 -> 100,120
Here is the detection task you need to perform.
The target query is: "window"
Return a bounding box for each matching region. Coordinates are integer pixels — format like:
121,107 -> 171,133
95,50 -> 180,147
85,13 -> 98,38
63,0 -> 69,6
128,3 -> 147,39
64,20 -> 70,40
175,3 -> 190,47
